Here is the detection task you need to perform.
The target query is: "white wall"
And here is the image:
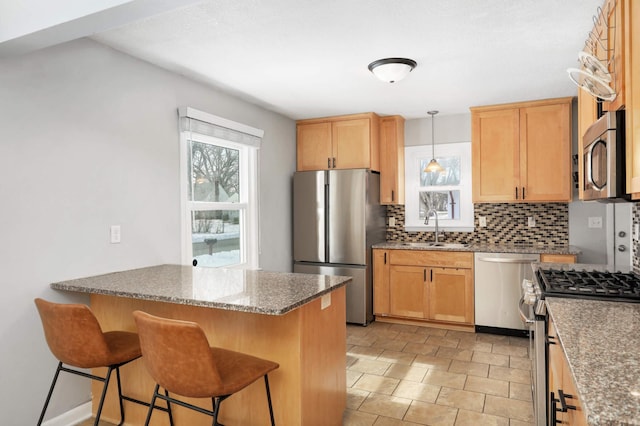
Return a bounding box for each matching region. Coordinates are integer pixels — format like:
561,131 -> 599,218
405,112 -> 471,146
0,38 -> 295,424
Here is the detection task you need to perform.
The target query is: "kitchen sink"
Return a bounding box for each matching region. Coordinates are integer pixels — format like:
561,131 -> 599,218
399,242 -> 470,249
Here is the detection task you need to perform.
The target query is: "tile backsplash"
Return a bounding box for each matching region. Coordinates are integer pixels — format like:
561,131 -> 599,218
386,203 -> 569,246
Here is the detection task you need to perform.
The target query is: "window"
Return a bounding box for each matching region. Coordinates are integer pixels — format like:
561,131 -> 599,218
179,107 -> 263,269
405,142 -> 474,232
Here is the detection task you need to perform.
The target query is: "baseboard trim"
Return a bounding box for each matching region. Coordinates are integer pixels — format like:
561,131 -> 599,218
42,401 -> 91,426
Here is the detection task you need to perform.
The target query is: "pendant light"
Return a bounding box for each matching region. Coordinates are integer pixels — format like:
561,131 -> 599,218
424,111 -> 444,173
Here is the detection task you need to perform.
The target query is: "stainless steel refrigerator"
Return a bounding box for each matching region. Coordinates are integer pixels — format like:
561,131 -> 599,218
293,169 -> 386,325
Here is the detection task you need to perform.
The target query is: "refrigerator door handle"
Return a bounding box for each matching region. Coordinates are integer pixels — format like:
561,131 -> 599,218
324,181 -> 330,261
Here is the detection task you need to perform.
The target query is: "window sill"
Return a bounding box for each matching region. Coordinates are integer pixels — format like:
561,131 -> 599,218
404,226 -> 474,233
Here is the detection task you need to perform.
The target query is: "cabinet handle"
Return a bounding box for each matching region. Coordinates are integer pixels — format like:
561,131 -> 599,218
333,157 -> 336,168
522,186 -> 526,200
515,187 -> 519,200
327,158 -> 331,169
550,392 -> 561,424
423,269 -> 427,282
557,389 -> 576,412
547,335 -> 557,345
391,190 -> 395,202
430,269 -> 433,282
384,252 -> 387,264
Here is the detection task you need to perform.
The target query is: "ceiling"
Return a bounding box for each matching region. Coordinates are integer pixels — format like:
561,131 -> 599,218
3,0 -> 603,120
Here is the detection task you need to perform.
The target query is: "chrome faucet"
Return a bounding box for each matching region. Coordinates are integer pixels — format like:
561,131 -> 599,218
424,208 -> 442,243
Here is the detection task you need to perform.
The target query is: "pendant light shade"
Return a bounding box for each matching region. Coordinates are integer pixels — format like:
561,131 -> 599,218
424,110 -> 444,173
368,58 -> 417,83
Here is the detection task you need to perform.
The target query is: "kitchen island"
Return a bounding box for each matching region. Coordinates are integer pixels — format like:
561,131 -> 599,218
546,297 -> 640,425
51,264 -> 350,426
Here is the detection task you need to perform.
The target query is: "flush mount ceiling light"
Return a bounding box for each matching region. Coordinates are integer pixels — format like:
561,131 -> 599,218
424,110 -> 445,173
367,58 -> 417,83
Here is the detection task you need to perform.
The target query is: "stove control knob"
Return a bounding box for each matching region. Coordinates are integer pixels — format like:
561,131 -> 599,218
618,245 -> 627,252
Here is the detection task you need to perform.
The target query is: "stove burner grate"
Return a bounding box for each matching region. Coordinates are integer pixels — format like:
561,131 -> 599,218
537,269 -> 640,302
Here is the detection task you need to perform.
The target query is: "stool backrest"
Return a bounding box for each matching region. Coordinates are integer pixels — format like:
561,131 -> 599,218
34,298 -> 111,368
132,311 -> 223,398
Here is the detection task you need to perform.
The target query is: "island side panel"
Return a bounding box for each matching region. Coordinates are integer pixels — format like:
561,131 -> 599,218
89,288 -> 347,425
300,286 -> 347,425
90,294 -> 302,425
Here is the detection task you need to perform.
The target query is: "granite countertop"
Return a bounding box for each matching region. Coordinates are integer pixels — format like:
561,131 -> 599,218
546,297 -> 640,425
373,241 -> 580,255
51,264 -> 351,315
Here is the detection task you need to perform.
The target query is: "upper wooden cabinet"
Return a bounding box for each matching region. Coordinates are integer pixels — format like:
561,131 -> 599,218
296,113 -> 380,172
471,97 -> 573,203
379,116 -> 405,204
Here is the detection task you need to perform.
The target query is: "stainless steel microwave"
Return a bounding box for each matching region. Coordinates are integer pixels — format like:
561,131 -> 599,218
582,110 -> 629,202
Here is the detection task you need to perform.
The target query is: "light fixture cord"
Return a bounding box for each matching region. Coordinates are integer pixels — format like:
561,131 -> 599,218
431,114 -> 435,159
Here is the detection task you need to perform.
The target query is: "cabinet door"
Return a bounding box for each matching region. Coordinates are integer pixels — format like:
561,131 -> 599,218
561,359 -> 588,426
472,108 -> 520,202
577,88 -> 597,201
547,319 -> 564,424
332,119 -> 371,170
601,0 -> 625,112
389,265 -> 427,319
428,268 -> 474,324
380,116 -> 405,204
373,250 -> 390,315
520,102 -> 572,202
297,122 -> 332,171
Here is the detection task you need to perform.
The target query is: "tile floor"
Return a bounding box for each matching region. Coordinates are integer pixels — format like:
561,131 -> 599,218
78,321 -> 534,426
343,321 -> 533,426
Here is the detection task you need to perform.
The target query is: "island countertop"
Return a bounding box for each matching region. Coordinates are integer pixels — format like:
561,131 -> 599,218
51,264 -> 351,315
546,297 -> 640,425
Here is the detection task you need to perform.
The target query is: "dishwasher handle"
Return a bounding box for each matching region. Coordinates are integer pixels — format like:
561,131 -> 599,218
477,257 -> 539,264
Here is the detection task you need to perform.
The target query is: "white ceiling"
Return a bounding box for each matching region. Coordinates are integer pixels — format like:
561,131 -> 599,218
3,0 -> 603,120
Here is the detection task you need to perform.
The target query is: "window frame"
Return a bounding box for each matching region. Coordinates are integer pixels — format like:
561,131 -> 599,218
404,142 -> 474,232
179,112 -> 260,270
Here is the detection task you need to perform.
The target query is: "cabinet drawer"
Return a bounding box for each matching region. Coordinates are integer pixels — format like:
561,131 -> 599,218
389,250 -> 473,269
540,254 -> 577,264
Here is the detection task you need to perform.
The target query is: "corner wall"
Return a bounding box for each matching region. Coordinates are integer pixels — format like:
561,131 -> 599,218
0,38 -> 295,423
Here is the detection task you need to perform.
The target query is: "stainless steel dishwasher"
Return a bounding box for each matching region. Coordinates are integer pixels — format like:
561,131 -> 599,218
473,252 -> 540,336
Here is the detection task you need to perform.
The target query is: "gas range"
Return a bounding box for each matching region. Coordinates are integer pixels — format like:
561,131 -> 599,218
536,268 -> 640,303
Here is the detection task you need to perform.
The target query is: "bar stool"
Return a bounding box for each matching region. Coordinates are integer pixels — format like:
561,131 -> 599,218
132,310 -> 279,426
34,298 -> 142,426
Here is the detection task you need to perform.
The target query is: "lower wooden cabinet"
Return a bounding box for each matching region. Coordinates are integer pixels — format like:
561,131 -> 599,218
389,265 -> 427,318
373,249 -> 474,326
428,268 -> 474,323
548,317 -> 587,425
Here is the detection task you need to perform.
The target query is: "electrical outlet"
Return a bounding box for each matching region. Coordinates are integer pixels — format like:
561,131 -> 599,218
110,225 -> 121,244
527,217 -> 536,227
479,216 -> 487,227
588,216 -> 603,228
635,224 -> 640,240
389,216 -> 396,227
